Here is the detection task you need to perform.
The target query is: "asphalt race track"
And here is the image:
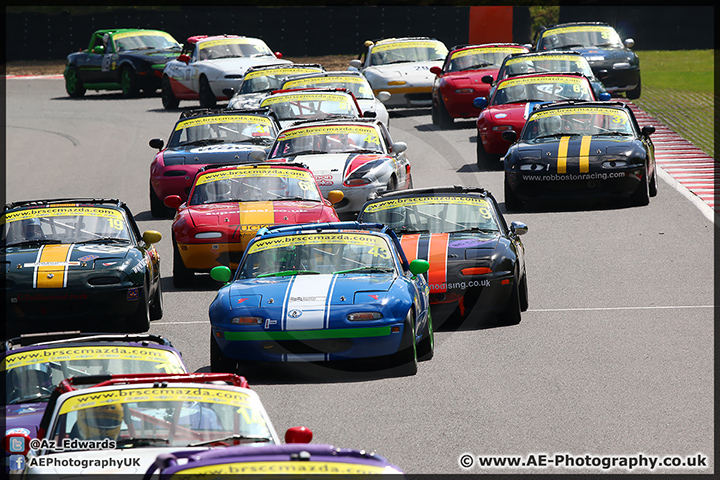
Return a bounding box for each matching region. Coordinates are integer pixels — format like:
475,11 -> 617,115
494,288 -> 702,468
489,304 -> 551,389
5,78 -> 715,474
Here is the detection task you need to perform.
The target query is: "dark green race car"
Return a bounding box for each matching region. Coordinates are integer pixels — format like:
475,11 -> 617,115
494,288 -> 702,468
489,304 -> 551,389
2,199 -> 163,339
64,28 -> 182,98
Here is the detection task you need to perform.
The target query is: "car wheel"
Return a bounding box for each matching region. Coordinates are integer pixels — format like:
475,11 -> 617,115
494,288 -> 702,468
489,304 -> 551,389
161,76 -> 180,109
649,165 -> 658,197
126,286 -> 150,332
150,182 -> 174,218
149,278 -> 163,321
498,277 -> 522,326
504,177 -> 522,212
437,97 -> 454,129
631,167 -> 650,206
64,65 -> 86,98
210,333 -> 237,373
416,312 -> 434,361
199,76 -> 217,108
476,133 -> 489,166
431,101 -> 440,126
386,175 -> 397,193
519,273 -> 529,312
393,309 -> 418,375
626,76 -> 642,100
173,239 -> 195,288
120,66 -> 140,97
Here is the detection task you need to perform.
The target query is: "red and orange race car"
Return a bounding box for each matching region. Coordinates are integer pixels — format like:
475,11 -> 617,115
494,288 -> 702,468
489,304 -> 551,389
430,43 -> 529,128
164,163 -> 343,287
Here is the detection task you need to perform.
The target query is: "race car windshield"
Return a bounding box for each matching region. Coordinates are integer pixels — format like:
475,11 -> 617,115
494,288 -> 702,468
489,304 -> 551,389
199,39 -> 273,60
361,197 -> 500,234
539,27 -> 623,51
48,388 -> 273,451
369,41 -> 448,66
113,33 -> 180,52
523,109 -> 634,141
491,79 -> 594,105
189,171 -> 322,205
270,127 -> 383,157
240,234 -> 397,278
1,207 -> 132,246
447,48 -> 522,72
3,347 -> 186,405
502,57 -> 593,79
169,117 -> 276,148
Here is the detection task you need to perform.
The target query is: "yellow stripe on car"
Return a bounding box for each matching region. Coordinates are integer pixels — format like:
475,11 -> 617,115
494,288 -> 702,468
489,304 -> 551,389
557,137 -> 570,174
579,136 -> 592,173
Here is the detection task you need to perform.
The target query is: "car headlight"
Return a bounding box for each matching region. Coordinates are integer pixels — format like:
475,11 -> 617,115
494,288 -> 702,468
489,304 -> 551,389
230,316 -> 264,325
602,160 -> 628,168
455,88 -> 474,94
347,312 -> 383,321
195,232 -> 223,239
519,163 -> 545,171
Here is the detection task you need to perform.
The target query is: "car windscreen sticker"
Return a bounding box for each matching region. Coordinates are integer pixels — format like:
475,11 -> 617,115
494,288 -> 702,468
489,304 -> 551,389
171,461 -> 392,475
199,38 -> 260,50
284,76 -> 366,88
244,67 -> 322,80
505,54 -> 585,67
113,30 -> 176,42
546,25 -> 615,37
195,168 -> 313,186
452,46 -> 525,59
498,75 -> 585,89
277,125 -> 378,141
248,233 -> 387,254
373,40 -> 446,54
261,93 -> 349,106
531,107 -> 628,124
59,387 -> 253,414
1,346 -> 185,372
363,196 -> 489,213
2,207 -> 124,225
176,115 -> 273,130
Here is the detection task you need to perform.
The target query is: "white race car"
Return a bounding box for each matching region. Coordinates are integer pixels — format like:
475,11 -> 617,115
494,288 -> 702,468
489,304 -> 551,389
263,118 -> 412,217
280,70 -> 391,128
348,37 -> 448,108
161,34 -> 291,109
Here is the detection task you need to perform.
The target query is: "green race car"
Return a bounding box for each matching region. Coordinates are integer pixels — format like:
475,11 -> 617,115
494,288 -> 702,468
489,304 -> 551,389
2,198 -> 163,338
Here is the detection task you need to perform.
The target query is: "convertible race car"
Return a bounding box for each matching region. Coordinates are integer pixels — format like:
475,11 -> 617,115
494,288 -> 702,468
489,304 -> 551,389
64,29 -> 182,98
502,101 -> 657,210
164,163 -> 343,287
2,199 -> 163,338
258,88 -> 367,129
473,72 -> 609,164
348,37 -> 448,108
143,444 -> 404,478
208,222 -> 432,376
161,34 -> 291,109
430,43 -> 530,128
280,71 -> 391,127
264,118 -> 412,217
148,108 -> 281,218
2,332 -> 186,472
533,22 -> 641,99
358,186 -> 528,324
13,373 -> 310,476
225,63 -> 326,110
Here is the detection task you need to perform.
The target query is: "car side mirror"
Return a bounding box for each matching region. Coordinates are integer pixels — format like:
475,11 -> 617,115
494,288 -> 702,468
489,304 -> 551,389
142,230 -> 163,245
501,130 -> 518,143
362,110 -> 377,118
222,87 -> 235,98
274,51 -> 283,59
481,75 -> 494,84
391,142 -> 407,154
164,195 -> 183,210
377,91 -> 391,103
642,126 -> 655,137
473,97 -> 488,110
327,190 -> 344,204
429,66 -> 442,76
92,45 -> 105,54
510,221 -> 528,236
349,59 -> 363,70
249,150 -> 267,161
285,426 -> 313,444
210,266 -> 233,284
599,92 -> 611,101
149,138 -> 164,150
178,54 -> 190,64
624,38 -> 635,49
409,259 -> 430,277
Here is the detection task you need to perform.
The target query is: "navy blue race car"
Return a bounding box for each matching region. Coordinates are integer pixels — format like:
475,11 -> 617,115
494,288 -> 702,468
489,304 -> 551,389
533,22 -> 641,99
502,101 -> 657,210
64,29 -> 182,98
208,222 -> 432,375
358,186 -> 529,325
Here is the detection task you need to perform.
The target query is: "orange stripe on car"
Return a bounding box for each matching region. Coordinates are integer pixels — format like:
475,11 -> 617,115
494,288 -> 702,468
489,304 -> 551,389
427,233 -> 449,293
238,202 -> 275,249
35,244 -> 73,289
400,234 -> 420,262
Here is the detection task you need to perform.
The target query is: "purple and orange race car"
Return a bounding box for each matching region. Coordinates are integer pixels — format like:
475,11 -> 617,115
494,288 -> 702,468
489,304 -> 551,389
473,72 -> 609,164
430,43 -> 529,128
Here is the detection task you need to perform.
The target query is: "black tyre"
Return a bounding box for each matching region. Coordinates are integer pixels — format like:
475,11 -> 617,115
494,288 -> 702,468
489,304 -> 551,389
386,175 -> 397,193
150,182 -> 174,218
149,279 -> 163,321
436,97 -> 454,129
210,333 -> 237,373
173,239 -> 195,288
519,273 -> 529,312
65,65 -> 86,98
498,277 -> 522,326
648,165 -> 658,197
416,312 -> 434,361
126,286 -> 150,332
120,66 -> 140,97
476,133 -> 489,166
431,101 -> 440,126
393,310 -> 418,375
626,77 -> 641,100
631,167 -> 650,206
504,177 -> 522,212
161,76 -> 180,109
199,76 -> 217,108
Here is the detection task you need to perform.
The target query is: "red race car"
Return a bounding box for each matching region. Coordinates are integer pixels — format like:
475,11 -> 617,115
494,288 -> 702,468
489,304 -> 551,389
473,72 -> 600,164
430,43 -> 529,128
164,162 -> 343,287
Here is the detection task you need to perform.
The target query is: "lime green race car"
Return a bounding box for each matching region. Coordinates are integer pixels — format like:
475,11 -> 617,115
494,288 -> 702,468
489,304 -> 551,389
64,28 -> 182,98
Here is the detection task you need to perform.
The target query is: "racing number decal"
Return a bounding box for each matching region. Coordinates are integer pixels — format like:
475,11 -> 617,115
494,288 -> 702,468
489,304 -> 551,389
108,218 -> 124,230
297,180 -> 313,191
237,406 -> 265,425
369,246 -> 390,259
478,207 -> 492,219
101,55 -> 113,72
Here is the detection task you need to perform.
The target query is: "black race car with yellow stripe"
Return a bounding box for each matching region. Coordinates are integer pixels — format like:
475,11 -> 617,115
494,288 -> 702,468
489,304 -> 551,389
502,100 -> 657,210
2,199 -> 163,339
358,186 -> 528,325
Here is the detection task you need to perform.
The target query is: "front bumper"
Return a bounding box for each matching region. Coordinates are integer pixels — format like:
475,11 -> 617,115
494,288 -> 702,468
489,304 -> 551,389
506,166 -> 644,200
176,241 -> 249,270
375,86 -> 433,108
